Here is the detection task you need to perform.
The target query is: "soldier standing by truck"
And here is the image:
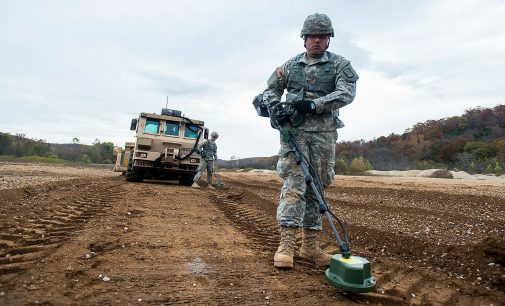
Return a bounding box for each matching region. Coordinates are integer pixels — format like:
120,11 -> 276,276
192,131 -> 219,189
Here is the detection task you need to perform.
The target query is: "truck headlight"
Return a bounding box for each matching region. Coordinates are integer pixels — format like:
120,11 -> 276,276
135,152 -> 147,158
190,158 -> 199,163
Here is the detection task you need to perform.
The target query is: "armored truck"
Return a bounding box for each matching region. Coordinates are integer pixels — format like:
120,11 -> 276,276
113,108 -> 208,185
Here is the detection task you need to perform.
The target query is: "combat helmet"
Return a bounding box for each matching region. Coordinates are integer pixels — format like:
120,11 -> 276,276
300,13 -> 334,38
211,131 -> 219,138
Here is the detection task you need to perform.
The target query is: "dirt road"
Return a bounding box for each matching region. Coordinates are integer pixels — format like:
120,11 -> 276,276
0,162 -> 504,305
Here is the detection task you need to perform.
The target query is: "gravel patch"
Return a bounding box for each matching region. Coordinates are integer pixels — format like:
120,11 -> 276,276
0,161 -> 119,190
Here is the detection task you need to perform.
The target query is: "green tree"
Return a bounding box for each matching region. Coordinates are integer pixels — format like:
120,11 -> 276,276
334,159 -> 348,175
494,161 -> 503,175
0,133 -> 13,154
349,157 -> 372,174
469,161 -> 476,174
464,141 -> 496,160
80,154 -> 91,164
495,139 -> 505,162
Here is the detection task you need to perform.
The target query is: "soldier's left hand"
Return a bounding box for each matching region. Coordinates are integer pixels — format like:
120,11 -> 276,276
292,100 -> 316,114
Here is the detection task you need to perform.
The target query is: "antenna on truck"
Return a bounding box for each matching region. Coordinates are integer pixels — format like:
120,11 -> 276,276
166,96 -> 168,108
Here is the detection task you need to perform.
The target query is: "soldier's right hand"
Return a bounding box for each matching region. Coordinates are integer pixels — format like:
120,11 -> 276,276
273,107 -> 291,125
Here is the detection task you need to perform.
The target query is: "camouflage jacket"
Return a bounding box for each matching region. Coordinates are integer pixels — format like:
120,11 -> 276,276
198,140 -> 217,161
263,51 -> 358,131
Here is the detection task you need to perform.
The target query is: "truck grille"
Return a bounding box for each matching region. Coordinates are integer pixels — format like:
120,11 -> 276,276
134,160 -> 153,167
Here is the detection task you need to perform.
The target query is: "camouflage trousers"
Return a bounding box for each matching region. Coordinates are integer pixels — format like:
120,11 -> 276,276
193,159 -> 214,184
276,130 -> 337,230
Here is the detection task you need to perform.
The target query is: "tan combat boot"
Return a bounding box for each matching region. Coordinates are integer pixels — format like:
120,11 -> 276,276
191,182 -> 200,188
299,228 -> 332,267
207,185 -> 215,190
274,226 -> 297,268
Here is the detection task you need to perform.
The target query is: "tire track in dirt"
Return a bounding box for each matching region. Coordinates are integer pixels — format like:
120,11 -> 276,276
209,181 -> 410,305
323,186 -> 505,282
209,190 -> 279,249
1,166 -> 503,305
321,185 -> 504,305
216,176 -> 505,305
85,183 -> 343,305
327,185 -> 505,223
210,183 -> 320,269
0,178 -> 126,277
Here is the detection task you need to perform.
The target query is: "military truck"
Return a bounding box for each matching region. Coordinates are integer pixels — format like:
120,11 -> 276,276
113,108 -> 208,185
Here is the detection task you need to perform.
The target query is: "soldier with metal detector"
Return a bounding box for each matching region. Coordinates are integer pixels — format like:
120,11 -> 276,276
256,13 -> 359,269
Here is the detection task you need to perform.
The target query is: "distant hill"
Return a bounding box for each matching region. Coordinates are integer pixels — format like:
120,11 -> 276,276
2,104 -> 503,173
217,156 -> 278,170
218,104 -> 505,174
336,104 -> 505,172
0,133 -> 115,164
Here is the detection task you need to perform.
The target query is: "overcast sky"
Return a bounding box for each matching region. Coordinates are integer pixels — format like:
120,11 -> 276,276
1,0 -> 504,159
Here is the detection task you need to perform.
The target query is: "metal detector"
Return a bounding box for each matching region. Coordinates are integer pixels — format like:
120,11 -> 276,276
211,164 -> 225,189
254,95 -> 376,293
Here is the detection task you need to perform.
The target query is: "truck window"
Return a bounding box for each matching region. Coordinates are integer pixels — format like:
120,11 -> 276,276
184,124 -> 199,139
144,118 -> 160,134
164,121 -> 180,136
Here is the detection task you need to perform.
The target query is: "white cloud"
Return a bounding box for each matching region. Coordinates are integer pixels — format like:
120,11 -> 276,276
1,0 -> 504,159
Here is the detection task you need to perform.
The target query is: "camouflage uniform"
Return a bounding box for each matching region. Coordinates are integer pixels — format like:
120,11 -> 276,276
193,139 -> 218,184
260,13 -> 359,268
263,51 -> 358,230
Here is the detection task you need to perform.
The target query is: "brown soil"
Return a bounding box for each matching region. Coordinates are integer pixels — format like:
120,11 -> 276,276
0,162 -> 504,305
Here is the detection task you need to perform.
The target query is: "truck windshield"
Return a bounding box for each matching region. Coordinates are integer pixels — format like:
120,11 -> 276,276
184,124 -> 199,139
144,118 -> 160,134
164,121 -> 180,136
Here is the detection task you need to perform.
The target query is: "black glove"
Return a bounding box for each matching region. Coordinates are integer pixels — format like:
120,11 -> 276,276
276,107 -> 292,123
270,106 -> 291,128
292,100 -> 316,114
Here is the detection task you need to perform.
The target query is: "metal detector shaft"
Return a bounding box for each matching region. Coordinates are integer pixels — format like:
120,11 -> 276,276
265,101 -> 350,257
260,98 -> 375,292
287,137 -> 351,257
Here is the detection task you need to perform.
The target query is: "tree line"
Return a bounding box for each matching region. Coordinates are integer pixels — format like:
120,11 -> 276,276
335,105 -> 505,174
218,104 -> 505,175
2,104 -> 504,173
0,133 -> 115,164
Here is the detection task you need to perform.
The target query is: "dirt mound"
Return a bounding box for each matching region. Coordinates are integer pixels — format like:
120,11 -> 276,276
367,168 -> 505,181
430,169 -> 453,178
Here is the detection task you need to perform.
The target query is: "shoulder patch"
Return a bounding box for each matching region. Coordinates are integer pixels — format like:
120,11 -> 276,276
343,68 -> 354,78
275,67 -> 285,79
340,64 -> 359,82
267,66 -> 288,87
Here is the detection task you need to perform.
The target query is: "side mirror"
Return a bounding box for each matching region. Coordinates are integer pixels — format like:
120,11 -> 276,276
130,118 -> 138,131
204,128 -> 209,139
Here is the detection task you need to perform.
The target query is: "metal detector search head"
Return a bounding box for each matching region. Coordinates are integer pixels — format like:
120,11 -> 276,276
211,167 -> 225,189
325,254 -> 376,293
251,93 -> 377,293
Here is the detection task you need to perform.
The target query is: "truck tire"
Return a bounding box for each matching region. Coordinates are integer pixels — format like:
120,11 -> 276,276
179,175 -> 194,186
125,151 -> 144,182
